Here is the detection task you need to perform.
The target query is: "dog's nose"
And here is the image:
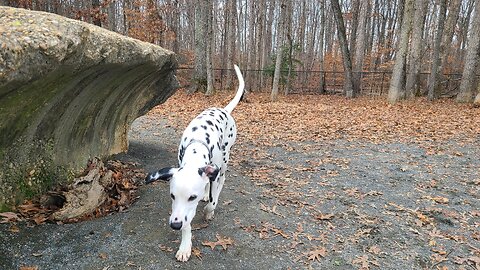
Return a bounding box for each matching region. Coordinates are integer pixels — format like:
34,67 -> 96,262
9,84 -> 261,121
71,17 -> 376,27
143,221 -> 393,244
170,221 -> 183,230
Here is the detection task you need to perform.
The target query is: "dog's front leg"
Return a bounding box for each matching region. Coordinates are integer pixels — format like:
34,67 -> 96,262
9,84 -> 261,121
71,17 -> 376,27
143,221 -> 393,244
175,224 -> 192,262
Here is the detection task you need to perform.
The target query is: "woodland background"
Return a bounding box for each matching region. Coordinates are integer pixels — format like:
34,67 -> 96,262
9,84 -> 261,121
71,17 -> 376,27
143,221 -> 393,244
2,0 -> 480,103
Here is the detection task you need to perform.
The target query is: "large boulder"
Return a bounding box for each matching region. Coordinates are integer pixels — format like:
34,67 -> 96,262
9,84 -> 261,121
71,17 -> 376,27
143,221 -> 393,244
0,7 -> 178,208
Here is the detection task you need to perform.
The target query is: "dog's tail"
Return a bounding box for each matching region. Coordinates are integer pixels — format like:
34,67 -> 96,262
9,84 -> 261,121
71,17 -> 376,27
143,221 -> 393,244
224,64 -> 245,114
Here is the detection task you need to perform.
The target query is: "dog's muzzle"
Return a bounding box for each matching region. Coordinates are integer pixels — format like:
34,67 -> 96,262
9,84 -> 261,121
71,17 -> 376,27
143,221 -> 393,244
170,221 -> 183,230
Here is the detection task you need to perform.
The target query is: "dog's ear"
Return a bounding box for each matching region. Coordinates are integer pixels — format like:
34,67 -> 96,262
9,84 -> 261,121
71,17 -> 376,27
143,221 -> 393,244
145,167 -> 178,184
198,164 -> 220,182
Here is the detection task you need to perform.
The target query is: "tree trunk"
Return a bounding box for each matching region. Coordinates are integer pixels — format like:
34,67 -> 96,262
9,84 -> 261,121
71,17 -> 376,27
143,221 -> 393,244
427,0 -> 447,101
457,0 -> 480,103
388,0 -> 413,103
331,0 -> 355,98
436,0 -> 461,78
225,0 -> 237,90
353,0 -> 369,95
205,0 -> 214,96
190,0 -> 208,93
405,0 -> 427,98
271,0 -> 286,102
246,0 -> 256,92
349,0 -> 360,59
318,0 -> 326,94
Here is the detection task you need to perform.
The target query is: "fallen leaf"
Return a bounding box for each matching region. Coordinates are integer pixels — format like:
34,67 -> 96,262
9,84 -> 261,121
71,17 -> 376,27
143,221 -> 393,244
201,234 -> 234,250
316,213 -> 334,220
352,255 -> 370,269
159,244 -> 174,252
19,266 -> 38,270
368,245 -> 381,255
305,246 -> 327,262
0,212 -> 21,223
9,224 -> 20,233
98,252 -> 107,259
192,247 -> 202,260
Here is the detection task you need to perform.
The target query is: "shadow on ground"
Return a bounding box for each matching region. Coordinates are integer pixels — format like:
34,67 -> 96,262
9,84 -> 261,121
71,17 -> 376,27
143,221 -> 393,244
0,115 -> 290,270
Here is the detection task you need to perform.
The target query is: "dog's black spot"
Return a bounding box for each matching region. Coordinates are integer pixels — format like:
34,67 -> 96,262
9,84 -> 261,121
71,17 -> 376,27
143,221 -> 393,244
220,128 -> 223,132
210,127 -> 214,132
220,111 -> 227,118
178,167 -> 183,172
198,168 -> 203,176
206,120 -> 214,126
184,137 -> 187,141
201,125 -> 207,130
192,126 -> 198,132
224,142 -> 229,146
209,111 -> 215,116
206,137 -> 210,144
214,124 -> 219,131
193,148 -> 197,154
179,146 -> 185,162
228,133 -> 233,138
216,119 -> 221,123
203,154 -> 207,159
221,145 -> 226,151
185,216 -> 188,222
206,132 -> 210,137
213,202 -> 216,205
219,114 -> 224,120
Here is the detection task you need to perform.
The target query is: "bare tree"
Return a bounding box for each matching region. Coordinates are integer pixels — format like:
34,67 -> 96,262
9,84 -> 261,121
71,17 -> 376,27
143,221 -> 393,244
190,0 -> 208,93
388,0 -> 413,103
271,0 -> 286,102
331,0 -> 355,98
225,0 -> 237,90
353,0 -> 369,95
205,0 -> 214,95
457,0 -> 480,103
405,0 -> 427,98
427,0 -> 447,101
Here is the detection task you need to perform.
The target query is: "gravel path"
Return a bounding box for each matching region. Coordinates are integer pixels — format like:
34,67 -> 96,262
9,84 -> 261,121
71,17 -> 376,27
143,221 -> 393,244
1,111 -> 479,269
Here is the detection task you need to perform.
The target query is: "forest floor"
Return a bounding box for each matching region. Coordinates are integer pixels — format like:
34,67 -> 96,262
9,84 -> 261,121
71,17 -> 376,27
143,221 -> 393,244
1,92 -> 479,269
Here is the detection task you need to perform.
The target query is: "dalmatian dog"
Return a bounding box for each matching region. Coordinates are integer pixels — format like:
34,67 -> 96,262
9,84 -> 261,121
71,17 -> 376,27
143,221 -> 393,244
145,65 -> 244,262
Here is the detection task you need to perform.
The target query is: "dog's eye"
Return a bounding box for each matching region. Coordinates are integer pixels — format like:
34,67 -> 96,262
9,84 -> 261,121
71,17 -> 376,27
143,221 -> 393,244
188,195 -> 197,201
170,193 -> 175,200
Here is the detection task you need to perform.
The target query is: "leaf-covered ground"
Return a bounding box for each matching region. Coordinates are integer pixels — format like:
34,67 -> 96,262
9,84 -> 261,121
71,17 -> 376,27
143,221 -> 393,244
150,91 -> 480,269
1,91 -> 479,269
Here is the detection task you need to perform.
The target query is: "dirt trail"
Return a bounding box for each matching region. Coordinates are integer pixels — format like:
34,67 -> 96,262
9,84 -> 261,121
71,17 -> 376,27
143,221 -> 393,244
1,93 -> 479,269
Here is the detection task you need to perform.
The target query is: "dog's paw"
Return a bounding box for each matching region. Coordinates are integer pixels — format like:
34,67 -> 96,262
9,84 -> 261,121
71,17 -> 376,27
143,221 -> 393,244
176,247 -> 191,262
204,209 -> 215,221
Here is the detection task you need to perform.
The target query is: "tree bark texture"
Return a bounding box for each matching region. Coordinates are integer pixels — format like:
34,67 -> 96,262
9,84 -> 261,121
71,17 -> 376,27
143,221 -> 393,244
405,0 -> 427,98
388,0 -> 413,103
427,0 -> 447,101
457,0 -> 480,103
331,0 -> 355,98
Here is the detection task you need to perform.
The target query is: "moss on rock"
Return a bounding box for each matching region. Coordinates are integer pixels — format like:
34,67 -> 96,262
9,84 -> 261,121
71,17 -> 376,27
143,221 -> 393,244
0,7 -> 178,208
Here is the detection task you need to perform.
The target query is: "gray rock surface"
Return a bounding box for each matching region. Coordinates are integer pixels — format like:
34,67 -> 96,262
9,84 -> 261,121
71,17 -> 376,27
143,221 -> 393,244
0,7 -> 178,207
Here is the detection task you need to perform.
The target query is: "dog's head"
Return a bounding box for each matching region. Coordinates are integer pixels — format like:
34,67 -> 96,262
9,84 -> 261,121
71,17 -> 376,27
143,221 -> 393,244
145,164 -> 219,230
